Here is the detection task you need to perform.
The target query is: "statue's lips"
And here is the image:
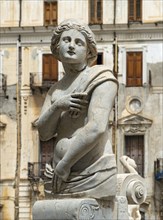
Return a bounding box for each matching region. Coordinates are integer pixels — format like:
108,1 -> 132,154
67,51 -> 76,55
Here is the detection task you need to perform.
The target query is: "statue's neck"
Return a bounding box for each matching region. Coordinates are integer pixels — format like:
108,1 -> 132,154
62,62 -> 88,76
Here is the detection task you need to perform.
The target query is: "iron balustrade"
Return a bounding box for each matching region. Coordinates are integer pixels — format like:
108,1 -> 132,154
28,162 -> 46,181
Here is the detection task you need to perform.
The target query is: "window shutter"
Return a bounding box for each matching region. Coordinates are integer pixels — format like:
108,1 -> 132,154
135,52 -> 142,86
89,0 -> 102,24
50,55 -> 58,81
96,0 -> 102,23
128,0 -> 142,22
128,0 -> 135,21
127,52 -> 142,87
89,0 -> 95,24
43,55 -> 51,81
127,52 -> 134,86
51,2 -> 57,25
136,0 -> 141,21
43,54 -> 58,81
44,2 -> 50,26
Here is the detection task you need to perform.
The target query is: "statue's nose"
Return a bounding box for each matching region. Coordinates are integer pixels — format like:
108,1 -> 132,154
69,41 -> 75,50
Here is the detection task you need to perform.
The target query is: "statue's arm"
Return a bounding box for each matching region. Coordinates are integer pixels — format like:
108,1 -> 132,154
55,80 -> 118,181
37,87 -> 88,141
37,87 -> 62,141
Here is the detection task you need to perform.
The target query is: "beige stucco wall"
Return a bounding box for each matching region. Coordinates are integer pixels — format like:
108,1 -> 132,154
0,115 -> 17,180
21,0 -> 44,27
58,0 -> 88,24
0,0 -> 19,27
2,47 -> 17,86
143,0 -> 163,23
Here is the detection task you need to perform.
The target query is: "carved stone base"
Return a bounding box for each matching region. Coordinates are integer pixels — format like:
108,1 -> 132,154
33,198 -> 123,220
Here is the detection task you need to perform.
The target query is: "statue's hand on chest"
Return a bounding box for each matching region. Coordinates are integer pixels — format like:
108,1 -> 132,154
51,90 -> 89,118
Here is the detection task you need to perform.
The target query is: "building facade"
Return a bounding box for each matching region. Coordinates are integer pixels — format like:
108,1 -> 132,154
0,0 -> 163,219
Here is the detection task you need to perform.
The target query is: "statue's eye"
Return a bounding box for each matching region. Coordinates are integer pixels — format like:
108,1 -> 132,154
75,39 -> 84,46
63,37 -> 71,43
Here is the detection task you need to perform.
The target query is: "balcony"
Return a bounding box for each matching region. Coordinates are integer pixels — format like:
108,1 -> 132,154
154,158 -> 163,181
28,162 -> 46,181
30,72 -> 56,92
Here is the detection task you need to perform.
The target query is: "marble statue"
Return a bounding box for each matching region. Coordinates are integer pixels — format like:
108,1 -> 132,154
33,19 -> 147,220
120,156 -> 144,220
37,19 -> 118,199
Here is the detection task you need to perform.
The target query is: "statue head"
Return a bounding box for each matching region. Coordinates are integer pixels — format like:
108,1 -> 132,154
51,19 -> 97,66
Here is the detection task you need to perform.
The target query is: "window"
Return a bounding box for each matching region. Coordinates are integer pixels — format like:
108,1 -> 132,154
89,0 -> 103,24
128,0 -> 142,22
125,135 -> 144,177
43,54 -> 58,82
92,52 -> 103,66
126,51 -> 142,87
44,1 -> 57,26
40,138 -> 55,165
40,138 -> 55,177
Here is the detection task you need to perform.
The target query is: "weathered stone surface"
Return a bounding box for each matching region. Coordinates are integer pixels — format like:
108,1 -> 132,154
33,198 -> 115,220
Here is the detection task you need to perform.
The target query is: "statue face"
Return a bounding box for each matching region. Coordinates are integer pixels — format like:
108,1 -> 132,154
59,29 -> 88,64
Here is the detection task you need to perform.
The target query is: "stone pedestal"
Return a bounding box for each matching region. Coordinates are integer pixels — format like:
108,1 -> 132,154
32,198 -> 120,220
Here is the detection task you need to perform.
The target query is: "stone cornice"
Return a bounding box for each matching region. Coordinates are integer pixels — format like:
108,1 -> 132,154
0,23 -> 163,45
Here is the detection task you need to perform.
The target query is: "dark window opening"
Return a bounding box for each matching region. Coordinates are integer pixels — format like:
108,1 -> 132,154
125,135 -> 144,177
92,52 -> 103,66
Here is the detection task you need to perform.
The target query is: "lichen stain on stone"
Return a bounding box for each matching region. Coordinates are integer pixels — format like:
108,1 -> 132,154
0,84 -> 17,120
147,62 -> 163,87
1,187 -> 12,220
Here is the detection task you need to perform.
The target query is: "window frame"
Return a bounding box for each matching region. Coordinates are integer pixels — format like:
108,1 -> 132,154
89,0 -> 103,25
124,134 -> 145,177
42,53 -> 58,82
128,0 -> 142,22
120,46 -> 147,86
126,51 -> 143,87
44,0 -> 57,26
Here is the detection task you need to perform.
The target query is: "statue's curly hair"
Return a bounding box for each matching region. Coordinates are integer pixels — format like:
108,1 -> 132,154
51,19 -> 97,66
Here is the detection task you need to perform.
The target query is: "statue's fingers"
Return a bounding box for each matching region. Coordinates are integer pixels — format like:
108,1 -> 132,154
71,92 -> 87,99
71,97 -> 88,105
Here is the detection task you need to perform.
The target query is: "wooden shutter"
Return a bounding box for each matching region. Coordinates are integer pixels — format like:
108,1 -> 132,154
44,2 -> 50,26
128,0 -> 142,22
89,0 -> 102,24
96,0 -> 102,23
128,0 -> 134,21
125,135 -> 144,177
43,54 -> 58,81
51,2 -> 57,25
127,52 -> 142,87
44,1 -> 57,26
136,0 -> 142,21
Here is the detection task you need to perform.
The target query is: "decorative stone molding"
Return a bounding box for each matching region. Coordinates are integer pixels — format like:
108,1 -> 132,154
118,114 -> 152,133
126,96 -> 143,114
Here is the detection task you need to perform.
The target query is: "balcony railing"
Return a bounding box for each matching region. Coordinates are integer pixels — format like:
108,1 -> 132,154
154,158 -> 163,181
28,162 -> 46,181
30,72 -> 56,91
